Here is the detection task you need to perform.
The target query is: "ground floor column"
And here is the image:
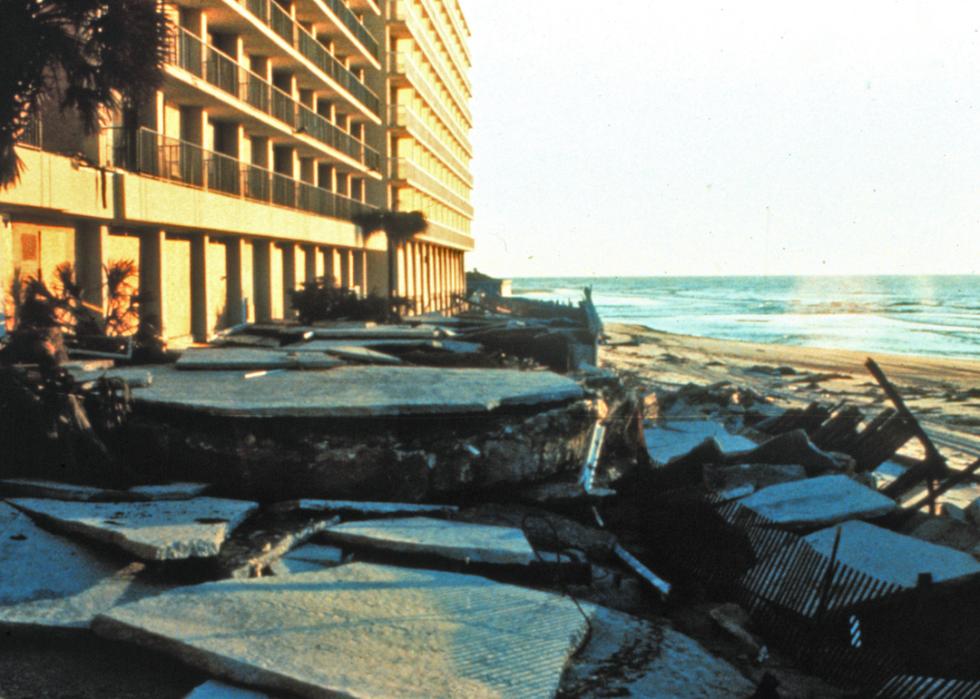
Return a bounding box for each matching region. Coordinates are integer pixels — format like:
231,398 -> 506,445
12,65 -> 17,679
225,237 -> 246,327
138,229 -> 167,338
252,239 -> 272,322
190,233 -> 209,342
74,221 -> 109,310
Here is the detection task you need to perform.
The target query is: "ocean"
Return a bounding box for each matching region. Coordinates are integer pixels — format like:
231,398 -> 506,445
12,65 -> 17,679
510,275 -> 980,360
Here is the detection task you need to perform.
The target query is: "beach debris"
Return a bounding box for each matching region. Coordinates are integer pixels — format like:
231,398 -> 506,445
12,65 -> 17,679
94,563 -> 594,699
0,478 -> 128,502
213,509 -> 340,579
904,515 -> 980,557
804,520 -> 980,588
0,502 -> 167,630
708,602 -> 766,660
127,365 -> 584,418
644,419 -> 755,465
613,543 -> 671,600
275,499 -> 458,518
287,342 -> 403,364
175,348 -> 344,371
127,482 -> 211,501
322,517 -> 537,566
724,429 -> 845,476
6,497 -> 258,561
268,544 -> 347,576
739,474 -> 897,529
703,463 -> 807,497
559,606 -> 755,698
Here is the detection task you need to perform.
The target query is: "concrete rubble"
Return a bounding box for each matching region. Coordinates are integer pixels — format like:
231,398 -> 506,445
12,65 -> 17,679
94,563 -> 594,699
739,474 -> 897,528
322,516 -> 537,566
6,497 -> 258,561
176,347 -> 344,371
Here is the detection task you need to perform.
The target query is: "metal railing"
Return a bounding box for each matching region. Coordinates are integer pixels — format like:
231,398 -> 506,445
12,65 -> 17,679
171,26 -> 380,172
238,0 -> 380,116
389,104 -> 471,185
389,52 -> 471,154
322,0 -> 380,61
108,127 -> 375,220
391,158 -> 473,216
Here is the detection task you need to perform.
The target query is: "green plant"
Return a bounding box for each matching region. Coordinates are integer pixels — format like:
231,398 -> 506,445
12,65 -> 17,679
289,277 -> 409,324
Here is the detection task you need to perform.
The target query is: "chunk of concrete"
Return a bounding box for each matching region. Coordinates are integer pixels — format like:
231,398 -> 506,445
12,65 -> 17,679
0,503 -> 166,630
970,497 -> 980,525
740,474 -> 896,528
71,367 -> 155,388
703,463 -> 807,495
176,348 -> 342,371
8,497 -> 258,561
725,429 -> 841,475
269,544 -> 346,576
323,517 -> 536,566
130,366 -> 583,417
288,342 -> 402,364
95,563 -> 592,699
0,478 -> 128,502
185,681 -> 272,699
310,325 -> 450,339
129,482 -> 211,500
804,520 -> 980,588
285,499 -> 458,516
645,420 -> 755,464
560,606 -> 755,698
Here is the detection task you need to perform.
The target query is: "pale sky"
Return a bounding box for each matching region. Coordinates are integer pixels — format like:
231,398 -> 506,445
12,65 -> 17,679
458,0 -> 980,277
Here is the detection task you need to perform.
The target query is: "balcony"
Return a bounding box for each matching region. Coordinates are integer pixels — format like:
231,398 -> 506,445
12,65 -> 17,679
171,27 -> 381,173
238,0 -> 380,117
317,0 -> 380,62
389,105 -> 471,185
389,0 -> 471,121
110,127 -> 375,221
391,157 -> 473,218
389,52 -> 471,155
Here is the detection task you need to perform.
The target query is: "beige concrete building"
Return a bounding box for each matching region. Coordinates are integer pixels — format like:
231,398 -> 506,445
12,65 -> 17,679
0,0 -> 472,344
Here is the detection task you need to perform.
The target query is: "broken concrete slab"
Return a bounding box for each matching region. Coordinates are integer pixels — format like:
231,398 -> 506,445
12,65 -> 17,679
645,420 -> 755,464
185,681 -> 272,699
269,544 -> 346,576
310,325 -> 451,339
282,499 -> 458,517
0,478 -> 129,502
176,348 -> 343,371
128,483 -> 211,501
724,429 -> 842,475
323,517 -> 536,566
907,516 -> 980,556
559,606 -> 755,698
130,366 -> 584,418
703,463 -> 807,496
804,520 -> 980,588
71,367 -> 155,388
286,342 -> 402,364
740,474 -> 896,528
95,563 -> 592,699
7,497 -> 258,561
0,503 -> 166,630
214,510 -> 339,579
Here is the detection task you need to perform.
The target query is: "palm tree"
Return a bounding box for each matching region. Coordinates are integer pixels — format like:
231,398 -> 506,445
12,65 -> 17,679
0,0 -> 170,187
352,209 -> 427,320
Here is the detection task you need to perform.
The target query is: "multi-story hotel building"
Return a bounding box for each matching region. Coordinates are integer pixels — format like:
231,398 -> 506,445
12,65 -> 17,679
0,0 -> 472,345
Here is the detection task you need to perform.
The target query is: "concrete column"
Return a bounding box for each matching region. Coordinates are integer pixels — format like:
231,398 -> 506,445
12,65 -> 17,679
303,245 -> 316,283
314,245 -> 326,279
403,241 -> 414,310
339,248 -> 351,289
356,249 -> 367,297
74,221 -> 109,310
138,230 -> 166,338
346,249 -> 355,291
252,239 -> 273,322
412,242 -> 422,314
225,237 -> 246,326
190,233 -> 209,342
281,243 -> 296,309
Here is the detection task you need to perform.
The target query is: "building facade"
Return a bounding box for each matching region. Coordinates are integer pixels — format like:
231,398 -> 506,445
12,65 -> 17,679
0,0 -> 472,345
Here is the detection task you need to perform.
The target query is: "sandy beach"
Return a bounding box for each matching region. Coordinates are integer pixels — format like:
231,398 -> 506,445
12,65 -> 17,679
600,323 -> 980,473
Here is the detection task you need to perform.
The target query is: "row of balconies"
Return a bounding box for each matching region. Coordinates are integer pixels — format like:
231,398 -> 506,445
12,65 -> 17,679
173,26 -> 382,172
238,0 -> 380,116
389,0 -> 471,123
388,104 -> 471,186
389,52 -> 471,155
409,0 -> 471,89
109,127 -> 376,220
391,157 -> 472,218
309,0 -> 381,61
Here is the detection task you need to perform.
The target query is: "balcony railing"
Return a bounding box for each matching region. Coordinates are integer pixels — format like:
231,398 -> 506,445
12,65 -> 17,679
238,0 -> 380,116
171,27 -> 380,172
109,127 -> 375,220
389,52 -> 471,154
391,157 -> 473,217
389,104 -> 471,185
322,0 -> 380,61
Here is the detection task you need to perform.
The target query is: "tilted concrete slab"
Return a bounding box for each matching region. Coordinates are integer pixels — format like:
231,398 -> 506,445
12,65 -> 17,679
7,497 -> 258,561
645,420 -> 755,464
71,367 -> 155,388
128,483 -> 211,501
176,348 -> 343,371
95,563 -> 592,699
0,503 -> 167,630
269,544 -> 347,576
322,517 -> 536,565
804,520 -> 980,588
0,478 -> 128,502
286,342 -> 403,364
740,474 -> 896,528
129,366 -> 583,418
310,325 -> 451,339
287,499 -> 458,516
560,606 -> 755,698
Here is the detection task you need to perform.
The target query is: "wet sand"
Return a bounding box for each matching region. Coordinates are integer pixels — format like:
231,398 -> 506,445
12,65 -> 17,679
600,323 -> 980,471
